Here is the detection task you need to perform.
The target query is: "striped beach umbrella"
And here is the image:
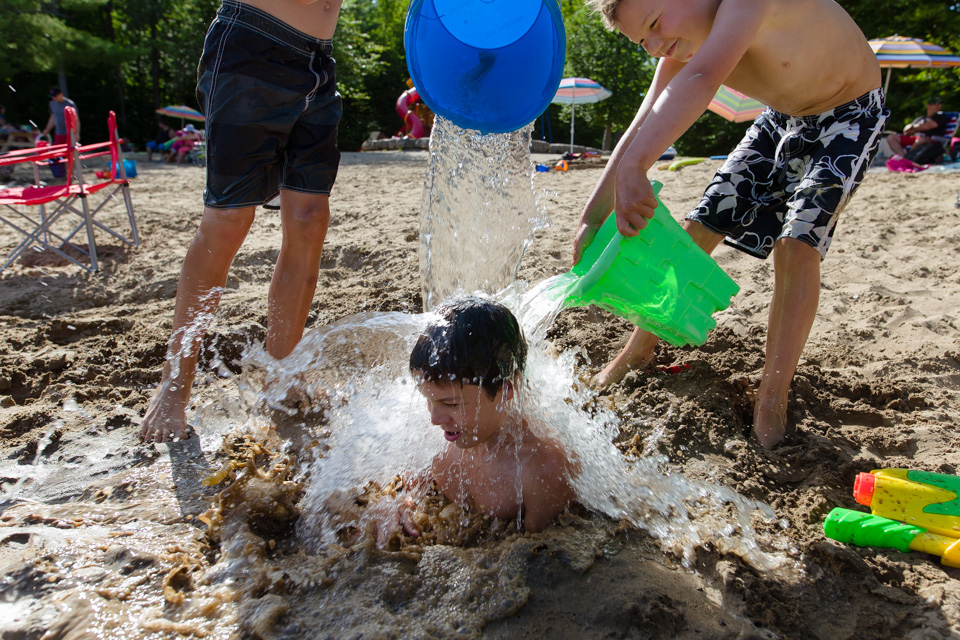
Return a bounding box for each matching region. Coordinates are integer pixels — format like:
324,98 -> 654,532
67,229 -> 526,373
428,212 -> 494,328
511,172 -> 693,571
869,36 -> 960,94
552,77 -> 612,152
707,85 -> 766,123
155,105 -> 206,127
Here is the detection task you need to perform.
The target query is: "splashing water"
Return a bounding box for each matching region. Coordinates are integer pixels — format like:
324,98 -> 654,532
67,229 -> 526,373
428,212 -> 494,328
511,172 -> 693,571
419,116 -> 547,311
240,282 -> 781,571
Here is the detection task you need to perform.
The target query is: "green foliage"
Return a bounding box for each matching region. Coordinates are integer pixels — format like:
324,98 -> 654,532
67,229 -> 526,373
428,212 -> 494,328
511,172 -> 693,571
1,0 -> 960,155
335,0 -> 410,151
559,2 -> 655,149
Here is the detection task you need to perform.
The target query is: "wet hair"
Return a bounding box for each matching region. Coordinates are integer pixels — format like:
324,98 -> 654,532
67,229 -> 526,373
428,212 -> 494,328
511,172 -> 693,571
49,86 -> 62,98
585,0 -> 624,30
410,297 -> 527,398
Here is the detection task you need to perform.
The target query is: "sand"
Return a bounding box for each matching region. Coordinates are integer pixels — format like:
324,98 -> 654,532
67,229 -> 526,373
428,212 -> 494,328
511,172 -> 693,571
1,149 -> 959,639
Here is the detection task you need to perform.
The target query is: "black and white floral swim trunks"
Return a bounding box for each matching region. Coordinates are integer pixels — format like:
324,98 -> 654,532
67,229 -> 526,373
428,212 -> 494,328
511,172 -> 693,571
687,88 -> 888,260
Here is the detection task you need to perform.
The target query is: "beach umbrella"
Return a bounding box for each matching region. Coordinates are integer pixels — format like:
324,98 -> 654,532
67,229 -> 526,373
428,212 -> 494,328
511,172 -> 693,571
869,35 -> 960,95
155,105 -> 206,127
708,85 -> 766,123
552,77 -> 612,153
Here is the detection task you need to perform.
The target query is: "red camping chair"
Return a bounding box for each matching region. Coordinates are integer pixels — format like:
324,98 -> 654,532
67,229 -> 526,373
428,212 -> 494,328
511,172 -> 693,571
0,107 -> 139,273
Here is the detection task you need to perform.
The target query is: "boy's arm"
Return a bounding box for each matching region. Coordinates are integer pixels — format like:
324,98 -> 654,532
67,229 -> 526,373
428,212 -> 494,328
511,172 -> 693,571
573,57 -> 683,264
613,0 -> 772,236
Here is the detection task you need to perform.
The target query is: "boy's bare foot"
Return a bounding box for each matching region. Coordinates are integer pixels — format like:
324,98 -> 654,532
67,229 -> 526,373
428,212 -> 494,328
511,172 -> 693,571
139,384 -> 191,443
591,348 -> 655,387
752,396 -> 788,449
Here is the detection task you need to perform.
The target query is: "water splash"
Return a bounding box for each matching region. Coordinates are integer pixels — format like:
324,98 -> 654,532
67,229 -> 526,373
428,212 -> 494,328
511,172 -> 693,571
419,116 -> 547,311
241,284 -> 781,570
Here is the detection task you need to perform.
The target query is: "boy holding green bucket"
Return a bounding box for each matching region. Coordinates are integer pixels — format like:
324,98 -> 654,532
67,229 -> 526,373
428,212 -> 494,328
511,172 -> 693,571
573,0 -> 887,448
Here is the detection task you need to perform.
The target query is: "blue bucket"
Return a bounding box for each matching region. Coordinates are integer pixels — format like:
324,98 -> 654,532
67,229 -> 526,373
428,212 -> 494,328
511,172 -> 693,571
109,159 -> 137,178
48,159 -> 66,179
404,0 -> 566,134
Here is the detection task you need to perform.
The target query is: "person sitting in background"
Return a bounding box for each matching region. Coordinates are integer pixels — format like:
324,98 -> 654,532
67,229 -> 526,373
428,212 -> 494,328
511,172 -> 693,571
167,124 -> 202,164
885,96 -> 951,159
146,120 -> 174,162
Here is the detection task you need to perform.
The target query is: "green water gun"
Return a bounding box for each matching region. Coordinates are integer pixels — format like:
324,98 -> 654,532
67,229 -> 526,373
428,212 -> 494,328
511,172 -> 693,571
823,468 -> 960,567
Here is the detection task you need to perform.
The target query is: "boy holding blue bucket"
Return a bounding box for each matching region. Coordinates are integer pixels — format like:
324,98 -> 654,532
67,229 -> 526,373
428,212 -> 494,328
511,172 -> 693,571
573,0 -> 887,448
140,0 -> 343,443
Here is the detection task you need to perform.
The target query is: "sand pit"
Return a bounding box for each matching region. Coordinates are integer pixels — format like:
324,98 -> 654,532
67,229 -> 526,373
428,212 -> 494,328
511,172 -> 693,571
1,150 -> 959,638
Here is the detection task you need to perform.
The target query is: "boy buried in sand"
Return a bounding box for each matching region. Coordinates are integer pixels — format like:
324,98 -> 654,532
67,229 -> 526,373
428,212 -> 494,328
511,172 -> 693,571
390,298 -> 575,537
573,0 -> 887,448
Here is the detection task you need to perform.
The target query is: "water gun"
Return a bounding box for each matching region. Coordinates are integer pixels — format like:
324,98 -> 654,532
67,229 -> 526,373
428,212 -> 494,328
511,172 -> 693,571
823,469 -> 960,568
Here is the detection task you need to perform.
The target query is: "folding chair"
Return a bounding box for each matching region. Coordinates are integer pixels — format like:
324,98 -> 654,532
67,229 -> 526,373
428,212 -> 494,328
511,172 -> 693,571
0,107 -> 139,273
931,111 -> 960,160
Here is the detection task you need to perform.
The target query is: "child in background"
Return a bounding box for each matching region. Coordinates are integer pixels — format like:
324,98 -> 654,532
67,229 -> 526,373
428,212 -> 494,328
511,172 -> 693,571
167,124 -> 202,164
573,0 -> 887,448
396,298 -> 574,537
146,120 -> 173,162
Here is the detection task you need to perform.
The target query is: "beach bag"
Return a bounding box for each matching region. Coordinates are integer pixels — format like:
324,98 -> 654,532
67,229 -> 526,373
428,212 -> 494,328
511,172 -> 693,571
904,142 -> 943,165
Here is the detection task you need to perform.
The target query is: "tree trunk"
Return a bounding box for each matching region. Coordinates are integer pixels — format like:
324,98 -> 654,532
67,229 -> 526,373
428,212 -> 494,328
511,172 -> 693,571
602,123 -> 612,152
103,1 -> 127,127
151,19 -> 161,110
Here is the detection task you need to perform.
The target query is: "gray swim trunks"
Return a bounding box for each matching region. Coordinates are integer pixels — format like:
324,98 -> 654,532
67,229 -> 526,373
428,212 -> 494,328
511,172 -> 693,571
687,88 -> 888,260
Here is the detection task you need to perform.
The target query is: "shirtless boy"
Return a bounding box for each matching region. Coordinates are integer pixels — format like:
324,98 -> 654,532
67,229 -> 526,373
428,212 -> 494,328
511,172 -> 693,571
574,0 -> 887,448
140,0 -> 343,443
405,298 -> 574,534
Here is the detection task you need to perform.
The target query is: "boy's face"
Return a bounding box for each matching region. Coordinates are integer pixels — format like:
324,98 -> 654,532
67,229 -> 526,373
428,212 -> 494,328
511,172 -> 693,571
615,0 -> 714,63
416,378 -> 510,449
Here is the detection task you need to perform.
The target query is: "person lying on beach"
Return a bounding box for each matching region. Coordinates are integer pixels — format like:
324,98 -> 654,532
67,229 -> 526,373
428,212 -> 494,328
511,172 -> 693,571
386,297 -> 575,538
573,0 -> 887,448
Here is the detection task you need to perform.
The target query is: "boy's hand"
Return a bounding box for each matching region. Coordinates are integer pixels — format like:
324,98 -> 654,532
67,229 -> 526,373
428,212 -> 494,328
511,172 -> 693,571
572,186 -> 615,265
572,222 -> 600,266
398,497 -> 419,537
372,496 -> 420,548
614,169 -> 658,236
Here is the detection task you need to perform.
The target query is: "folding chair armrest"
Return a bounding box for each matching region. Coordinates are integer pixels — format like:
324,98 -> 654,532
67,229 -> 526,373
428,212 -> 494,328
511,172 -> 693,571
0,144 -> 69,167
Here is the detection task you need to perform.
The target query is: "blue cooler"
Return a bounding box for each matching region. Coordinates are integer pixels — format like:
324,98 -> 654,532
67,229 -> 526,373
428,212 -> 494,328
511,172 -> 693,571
404,0 -> 565,134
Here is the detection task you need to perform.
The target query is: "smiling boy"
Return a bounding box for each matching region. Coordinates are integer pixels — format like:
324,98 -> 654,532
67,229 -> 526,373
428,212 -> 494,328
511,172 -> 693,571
573,0 -> 887,448
407,298 -> 574,533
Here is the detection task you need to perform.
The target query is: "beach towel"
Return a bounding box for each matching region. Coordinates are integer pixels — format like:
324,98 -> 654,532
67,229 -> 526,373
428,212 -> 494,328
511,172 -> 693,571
886,156 -> 929,173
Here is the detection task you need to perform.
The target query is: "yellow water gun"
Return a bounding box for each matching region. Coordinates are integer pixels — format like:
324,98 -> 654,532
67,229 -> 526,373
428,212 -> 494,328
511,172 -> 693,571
823,469 -> 960,567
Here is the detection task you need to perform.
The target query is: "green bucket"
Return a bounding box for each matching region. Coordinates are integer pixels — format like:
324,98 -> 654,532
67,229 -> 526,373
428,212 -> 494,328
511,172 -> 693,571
563,181 -> 739,346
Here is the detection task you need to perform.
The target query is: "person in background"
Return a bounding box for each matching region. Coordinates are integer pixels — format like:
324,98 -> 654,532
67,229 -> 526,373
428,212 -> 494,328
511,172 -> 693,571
167,124 -> 202,164
41,87 -> 79,144
146,120 -> 174,162
884,96 -> 951,158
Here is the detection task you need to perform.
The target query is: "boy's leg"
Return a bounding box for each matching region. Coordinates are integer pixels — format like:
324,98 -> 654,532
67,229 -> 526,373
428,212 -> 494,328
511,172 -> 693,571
594,220 -> 725,386
266,190 -> 331,359
753,237 -> 820,449
139,206 -> 256,443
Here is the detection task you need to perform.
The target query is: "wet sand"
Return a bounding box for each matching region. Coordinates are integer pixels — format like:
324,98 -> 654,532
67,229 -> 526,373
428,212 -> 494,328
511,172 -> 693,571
2,151 -> 959,638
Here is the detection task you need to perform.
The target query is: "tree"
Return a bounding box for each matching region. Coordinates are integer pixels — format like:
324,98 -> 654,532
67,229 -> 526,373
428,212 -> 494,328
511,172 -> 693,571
562,3 -> 655,151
